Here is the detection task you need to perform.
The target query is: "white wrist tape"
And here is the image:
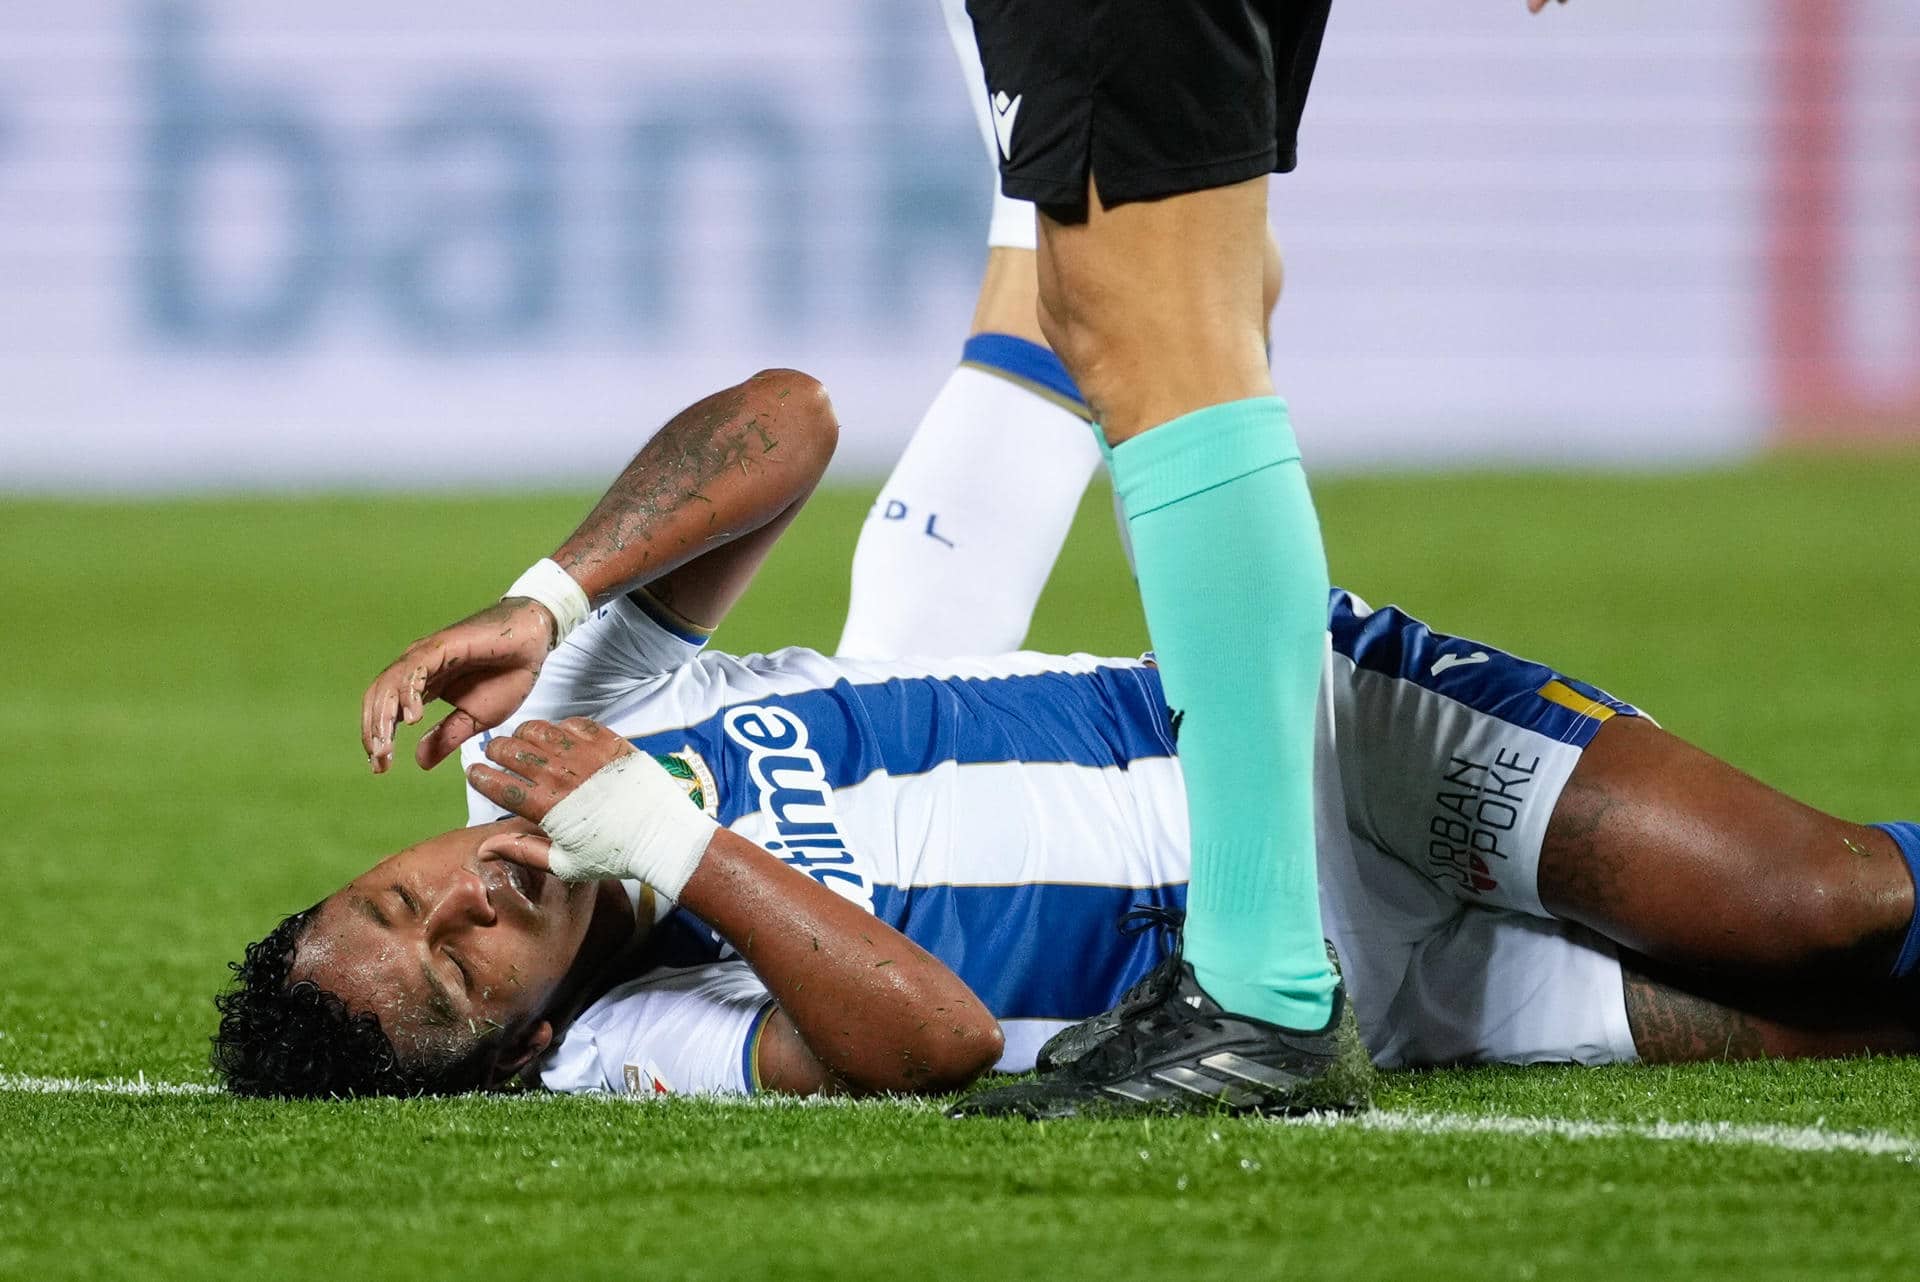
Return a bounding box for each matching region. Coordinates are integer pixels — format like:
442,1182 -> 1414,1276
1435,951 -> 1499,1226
502,558 -> 591,649
539,751 -> 718,898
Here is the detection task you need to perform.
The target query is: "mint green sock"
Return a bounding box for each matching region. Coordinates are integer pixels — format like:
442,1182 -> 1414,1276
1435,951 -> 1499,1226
1108,396 -> 1335,1029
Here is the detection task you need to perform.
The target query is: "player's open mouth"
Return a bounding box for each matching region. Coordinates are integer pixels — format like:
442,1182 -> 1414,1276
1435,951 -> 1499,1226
485,858 -> 545,913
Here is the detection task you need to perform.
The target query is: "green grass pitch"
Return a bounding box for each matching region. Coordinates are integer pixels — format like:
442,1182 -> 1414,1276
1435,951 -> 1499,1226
5,457 -> 1920,1281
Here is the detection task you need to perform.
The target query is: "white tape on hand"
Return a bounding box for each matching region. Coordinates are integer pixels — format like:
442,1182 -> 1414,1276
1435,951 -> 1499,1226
502,558 -> 592,649
539,751 -> 718,898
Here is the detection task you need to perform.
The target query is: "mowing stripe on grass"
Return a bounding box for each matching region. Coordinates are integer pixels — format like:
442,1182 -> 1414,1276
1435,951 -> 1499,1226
4,1071 -> 1918,1162
1288,1109 -> 1920,1160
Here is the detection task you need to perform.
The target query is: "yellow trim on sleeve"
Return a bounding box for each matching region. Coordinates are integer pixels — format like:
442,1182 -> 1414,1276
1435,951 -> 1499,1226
627,585 -> 714,644
745,1003 -> 775,1094
1538,679 -> 1615,723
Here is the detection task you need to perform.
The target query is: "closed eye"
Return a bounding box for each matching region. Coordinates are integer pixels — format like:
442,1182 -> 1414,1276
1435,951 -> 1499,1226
444,948 -> 473,993
395,884 -> 420,917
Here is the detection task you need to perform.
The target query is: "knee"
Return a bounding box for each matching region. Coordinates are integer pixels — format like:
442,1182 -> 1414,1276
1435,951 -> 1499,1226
1034,282 -> 1095,385
1034,289 -> 1152,444
1768,829 -> 1912,968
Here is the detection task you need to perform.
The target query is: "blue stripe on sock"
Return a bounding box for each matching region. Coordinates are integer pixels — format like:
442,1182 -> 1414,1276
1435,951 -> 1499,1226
1871,823 -> 1920,979
961,333 -> 1085,408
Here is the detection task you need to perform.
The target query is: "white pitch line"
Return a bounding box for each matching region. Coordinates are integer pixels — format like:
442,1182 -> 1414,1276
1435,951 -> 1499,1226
1287,1108 -> 1920,1160
0,1072 -> 220,1097
2,1072 -> 1915,1161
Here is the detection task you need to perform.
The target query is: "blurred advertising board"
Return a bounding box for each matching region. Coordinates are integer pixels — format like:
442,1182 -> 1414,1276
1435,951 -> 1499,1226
0,1 -> 1912,490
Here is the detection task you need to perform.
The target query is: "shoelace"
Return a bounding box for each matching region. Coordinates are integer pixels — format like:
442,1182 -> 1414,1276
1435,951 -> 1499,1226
1067,906 -> 1215,1078
1117,903 -> 1186,942
1112,905 -> 1187,1012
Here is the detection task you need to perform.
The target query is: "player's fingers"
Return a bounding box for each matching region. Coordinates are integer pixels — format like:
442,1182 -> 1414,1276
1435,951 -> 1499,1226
514,719 -> 561,748
557,716 -> 609,742
485,734 -> 557,784
477,828 -> 554,873
484,735 -> 530,765
400,663 -> 428,726
360,677 -> 376,751
466,762 -> 555,822
361,669 -> 389,756
363,677 -> 402,773
515,718 -> 628,778
518,718 -> 585,754
374,656 -> 435,757
417,707 -> 485,771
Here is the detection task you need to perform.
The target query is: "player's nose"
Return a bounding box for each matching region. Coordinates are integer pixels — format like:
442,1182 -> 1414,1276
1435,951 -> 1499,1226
426,869 -> 498,932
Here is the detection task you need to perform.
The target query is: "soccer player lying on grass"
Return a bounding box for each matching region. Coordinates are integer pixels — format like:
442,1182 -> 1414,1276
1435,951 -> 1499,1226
215,368 -> 1920,1112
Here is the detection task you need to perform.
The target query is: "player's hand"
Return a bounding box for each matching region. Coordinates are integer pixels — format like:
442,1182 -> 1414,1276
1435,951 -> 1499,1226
1526,0 -> 1566,12
469,717 -> 717,892
361,598 -> 558,774
466,717 -> 635,822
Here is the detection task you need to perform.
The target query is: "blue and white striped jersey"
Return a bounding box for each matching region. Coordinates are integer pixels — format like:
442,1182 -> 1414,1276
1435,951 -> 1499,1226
465,587 -> 1643,1096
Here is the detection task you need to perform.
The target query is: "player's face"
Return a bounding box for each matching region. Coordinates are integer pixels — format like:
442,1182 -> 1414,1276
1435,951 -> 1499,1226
294,819 -> 613,1071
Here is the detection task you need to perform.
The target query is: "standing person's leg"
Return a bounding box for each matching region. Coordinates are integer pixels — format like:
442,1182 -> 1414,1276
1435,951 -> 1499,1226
951,0 -> 1367,1118
1038,177 -> 1336,1031
842,0 -> 1295,661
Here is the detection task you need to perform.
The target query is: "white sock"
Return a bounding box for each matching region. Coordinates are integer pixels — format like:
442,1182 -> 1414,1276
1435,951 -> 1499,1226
838,334 -> 1102,658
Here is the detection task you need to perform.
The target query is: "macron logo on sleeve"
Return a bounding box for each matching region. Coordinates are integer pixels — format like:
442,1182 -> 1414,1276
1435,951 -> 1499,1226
991,90 -> 1021,161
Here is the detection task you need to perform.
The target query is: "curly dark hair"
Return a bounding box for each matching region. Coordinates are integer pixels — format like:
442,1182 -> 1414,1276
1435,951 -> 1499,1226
212,904 -> 505,1099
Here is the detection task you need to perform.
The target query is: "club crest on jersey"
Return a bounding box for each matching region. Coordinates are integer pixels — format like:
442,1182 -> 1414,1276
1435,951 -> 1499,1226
721,704 -> 874,914
622,1061 -> 672,1097
651,747 -> 719,820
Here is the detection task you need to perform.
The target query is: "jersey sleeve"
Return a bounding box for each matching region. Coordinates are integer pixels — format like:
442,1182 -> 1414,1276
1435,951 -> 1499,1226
460,588 -> 711,825
537,587 -> 712,710
537,962 -> 776,1098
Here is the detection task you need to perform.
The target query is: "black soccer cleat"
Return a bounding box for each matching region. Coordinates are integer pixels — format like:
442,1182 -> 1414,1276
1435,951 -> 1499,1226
950,959 -> 1374,1120
1034,905 -> 1187,1074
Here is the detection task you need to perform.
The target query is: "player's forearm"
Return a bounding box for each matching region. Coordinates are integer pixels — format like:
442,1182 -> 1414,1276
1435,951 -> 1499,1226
476,723 -> 1001,1092
551,368 -> 838,610
678,829 -> 1005,1095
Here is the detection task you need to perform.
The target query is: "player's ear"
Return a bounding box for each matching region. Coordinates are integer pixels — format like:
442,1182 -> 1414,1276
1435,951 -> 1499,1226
492,1020 -> 554,1087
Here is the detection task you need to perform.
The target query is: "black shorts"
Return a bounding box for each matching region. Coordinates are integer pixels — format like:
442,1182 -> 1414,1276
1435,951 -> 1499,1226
966,0 -> 1332,215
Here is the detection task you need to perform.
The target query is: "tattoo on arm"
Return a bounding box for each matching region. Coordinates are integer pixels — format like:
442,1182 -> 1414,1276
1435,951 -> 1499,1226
559,383 -> 783,585
1622,968 -> 1768,1063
